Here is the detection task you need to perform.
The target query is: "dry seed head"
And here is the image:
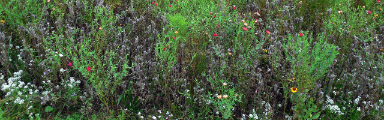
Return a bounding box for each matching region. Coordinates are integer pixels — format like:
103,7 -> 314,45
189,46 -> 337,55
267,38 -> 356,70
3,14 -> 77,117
217,95 -> 222,99
223,95 -> 228,99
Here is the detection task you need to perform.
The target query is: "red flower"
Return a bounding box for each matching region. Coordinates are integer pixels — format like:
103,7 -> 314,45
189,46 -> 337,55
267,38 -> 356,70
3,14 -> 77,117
266,30 -> 270,34
175,0 -> 177,1
379,0 -> 381,3
68,62 -> 72,67
299,33 -> 303,37
173,37 -> 176,40
242,27 -> 248,31
152,2 -> 155,4
233,6 -> 236,9
216,24 -> 220,27
210,12 -> 213,15
213,33 -> 217,36
155,3 -> 158,6
368,10 -> 372,14
163,48 -> 166,51
167,44 -> 169,48
169,5 -> 172,7
87,67 -> 91,72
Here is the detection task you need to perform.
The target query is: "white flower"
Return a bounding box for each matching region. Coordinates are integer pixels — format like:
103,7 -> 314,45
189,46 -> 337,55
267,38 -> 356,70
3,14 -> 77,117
140,116 -> 144,119
60,68 -> 66,72
357,107 -> 361,111
158,110 -> 161,114
70,77 -> 75,83
18,91 -> 22,95
5,92 -> 11,97
14,97 -> 24,104
138,112 -> 141,115
59,54 -> 63,57
249,114 -> 253,118
152,116 -> 157,120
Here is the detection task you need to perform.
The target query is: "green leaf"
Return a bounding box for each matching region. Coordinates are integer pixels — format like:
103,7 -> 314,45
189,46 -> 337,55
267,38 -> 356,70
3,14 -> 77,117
45,106 -> 53,112
310,112 -> 320,119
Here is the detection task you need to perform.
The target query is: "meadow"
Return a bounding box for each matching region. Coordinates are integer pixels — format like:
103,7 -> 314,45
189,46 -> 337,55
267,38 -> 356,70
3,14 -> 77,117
0,0 -> 384,119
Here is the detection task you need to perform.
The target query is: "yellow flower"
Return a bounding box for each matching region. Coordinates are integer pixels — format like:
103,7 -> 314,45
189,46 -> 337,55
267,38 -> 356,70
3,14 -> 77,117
291,87 -> 298,93
0,20 -> 4,24
290,78 -> 295,81
375,13 -> 378,18
264,49 -> 268,53
175,31 -> 178,34
299,1 -> 302,4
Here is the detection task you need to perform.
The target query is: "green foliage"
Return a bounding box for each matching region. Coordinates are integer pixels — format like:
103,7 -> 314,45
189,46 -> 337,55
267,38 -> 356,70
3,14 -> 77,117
291,90 -> 320,120
117,81 -> 141,114
45,106 -> 54,113
284,31 -> 338,91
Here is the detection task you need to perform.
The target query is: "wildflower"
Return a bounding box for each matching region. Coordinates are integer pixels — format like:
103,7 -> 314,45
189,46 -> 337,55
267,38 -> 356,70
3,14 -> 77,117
175,0 -> 177,1
242,27 -> 248,31
155,3 -> 158,6
379,0 -> 381,3
338,11 -> 342,14
299,33 -> 303,37
99,27 -> 102,30
291,87 -> 297,93
216,24 -> 220,27
169,5 -> 172,7
299,1 -> 302,4
210,12 -> 213,15
173,37 -> 176,40
87,67 -> 91,72
167,44 -> 169,48
233,6 -> 236,10
223,82 -> 227,86
223,95 -> 228,99
266,30 -> 270,34
264,49 -> 268,53
213,33 -> 217,36
228,51 -> 232,55
368,10 -> 372,14
217,95 -> 222,99
152,2 -> 155,4
163,48 -> 166,51
380,49 -> 384,51
290,78 -> 295,81
0,20 -> 4,24
68,62 -> 72,67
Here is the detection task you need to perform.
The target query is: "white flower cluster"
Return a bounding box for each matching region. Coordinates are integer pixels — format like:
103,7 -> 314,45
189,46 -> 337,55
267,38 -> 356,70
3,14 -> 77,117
249,109 -> 259,119
354,96 -> 361,104
325,95 -> 344,115
1,70 -> 41,118
63,77 -> 81,89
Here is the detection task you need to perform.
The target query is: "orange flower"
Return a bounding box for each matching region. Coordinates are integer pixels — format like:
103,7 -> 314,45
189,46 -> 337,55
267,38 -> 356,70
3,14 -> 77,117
175,31 -> 178,34
217,95 -> 222,99
0,20 -> 4,24
290,78 -> 295,81
291,87 -> 298,93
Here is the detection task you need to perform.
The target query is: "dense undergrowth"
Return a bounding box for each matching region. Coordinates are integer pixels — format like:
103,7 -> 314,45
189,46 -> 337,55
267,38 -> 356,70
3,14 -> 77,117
0,0 -> 384,119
